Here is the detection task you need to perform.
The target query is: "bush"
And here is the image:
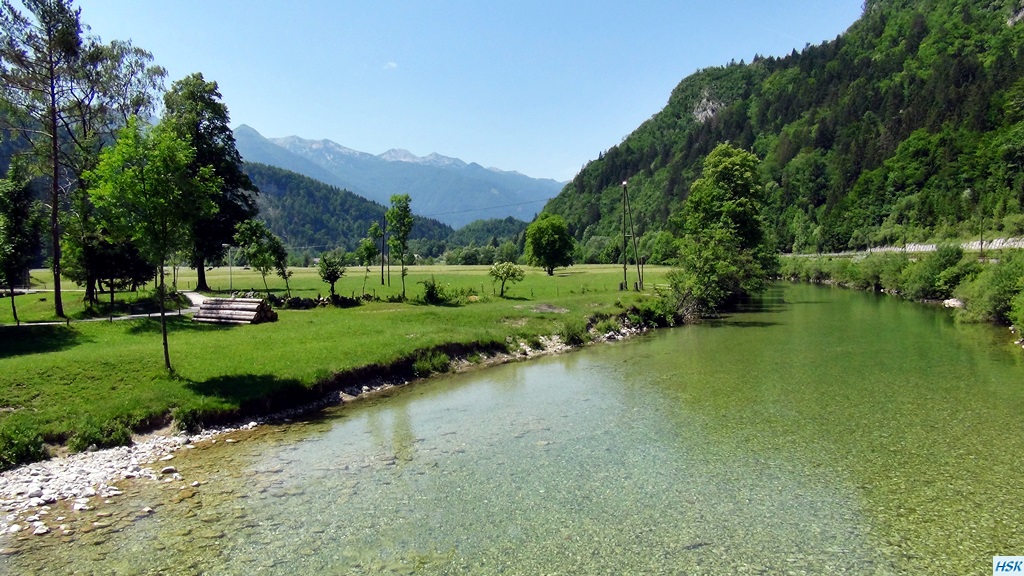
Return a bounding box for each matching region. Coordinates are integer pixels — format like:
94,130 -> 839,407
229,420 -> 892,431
1003,213 -> 1024,236
558,317 -> 590,346
0,419 -> 46,471
1010,289 -> 1024,329
67,416 -> 132,453
172,406 -> 204,433
593,317 -> 621,334
877,253 -> 910,293
956,251 -> 1024,324
327,294 -> 361,308
901,245 -> 964,300
412,351 -> 451,377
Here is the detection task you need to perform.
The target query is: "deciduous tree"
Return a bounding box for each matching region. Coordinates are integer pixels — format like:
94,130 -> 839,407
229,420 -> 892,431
355,235 -> 378,296
489,261 -> 524,297
0,166 -> 44,325
386,194 -> 413,299
234,220 -> 286,298
667,143 -> 776,319
0,0 -> 84,317
317,252 -> 345,297
164,73 -> 258,292
525,213 -> 574,275
87,116 -> 219,371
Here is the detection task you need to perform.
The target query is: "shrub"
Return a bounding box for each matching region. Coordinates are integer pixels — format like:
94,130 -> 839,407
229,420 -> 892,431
900,245 -> 971,301
593,317 -> 621,335
1003,213 -> 1024,237
172,406 -> 205,433
412,351 -> 451,377
558,317 -> 590,346
418,275 -> 461,305
0,419 -> 46,471
67,416 -> 132,453
956,251 -> 1024,324
1010,289 -> 1024,329
877,253 -> 910,293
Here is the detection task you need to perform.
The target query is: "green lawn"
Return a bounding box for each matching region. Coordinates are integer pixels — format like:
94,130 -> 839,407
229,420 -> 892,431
0,264 -> 666,466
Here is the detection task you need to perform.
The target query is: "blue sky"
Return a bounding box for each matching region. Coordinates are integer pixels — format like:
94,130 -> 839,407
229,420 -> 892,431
80,1 -> 864,182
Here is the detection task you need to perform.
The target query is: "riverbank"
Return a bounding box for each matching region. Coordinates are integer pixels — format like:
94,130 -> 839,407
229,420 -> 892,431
779,248 -> 1024,350
0,320 -> 649,538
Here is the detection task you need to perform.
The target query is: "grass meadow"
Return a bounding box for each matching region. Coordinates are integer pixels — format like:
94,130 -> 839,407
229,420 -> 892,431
0,264 -> 666,464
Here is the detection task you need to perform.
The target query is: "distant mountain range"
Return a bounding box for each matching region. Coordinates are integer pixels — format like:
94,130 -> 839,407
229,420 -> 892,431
233,125 -> 564,228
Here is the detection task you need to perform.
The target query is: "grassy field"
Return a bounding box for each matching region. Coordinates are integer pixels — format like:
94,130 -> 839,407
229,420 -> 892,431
0,264 -> 667,466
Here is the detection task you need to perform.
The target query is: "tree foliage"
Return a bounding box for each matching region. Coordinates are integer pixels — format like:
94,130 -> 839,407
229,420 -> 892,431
234,219 -> 286,297
666,144 -> 777,318
386,194 -> 414,299
526,213 -> 575,275
317,252 -> 344,297
164,72 -> 257,292
0,0 -> 84,318
1,0 -> 166,315
86,116 -> 219,370
545,0 -> 1024,254
489,261 -> 525,297
0,166 -> 44,325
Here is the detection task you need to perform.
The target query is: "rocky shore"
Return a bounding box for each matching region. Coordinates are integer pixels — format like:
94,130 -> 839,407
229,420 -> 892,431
0,325 -> 646,541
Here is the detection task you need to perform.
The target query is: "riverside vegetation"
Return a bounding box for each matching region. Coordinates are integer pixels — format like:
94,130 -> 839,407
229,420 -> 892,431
780,246 -> 1024,329
0,265 -> 671,471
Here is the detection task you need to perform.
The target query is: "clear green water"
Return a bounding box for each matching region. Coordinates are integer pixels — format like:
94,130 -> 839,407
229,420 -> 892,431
4,284 -> 1024,575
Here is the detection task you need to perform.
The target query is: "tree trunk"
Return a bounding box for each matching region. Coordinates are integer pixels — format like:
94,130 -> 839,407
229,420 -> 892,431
46,52 -> 65,319
380,220 -> 386,286
9,288 -> 19,326
195,256 -> 211,292
159,261 -> 171,371
400,257 -> 406,299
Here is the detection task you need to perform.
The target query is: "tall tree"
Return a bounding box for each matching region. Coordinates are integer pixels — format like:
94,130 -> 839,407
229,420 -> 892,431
59,38 -> 165,305
87,116 -> 219,371
667,143 -> 776,319
0,0 -> 84,317
525,213 -> 575,275
164,72 -> 258,292
0,166 -> 44,325
386,194 -> 413,299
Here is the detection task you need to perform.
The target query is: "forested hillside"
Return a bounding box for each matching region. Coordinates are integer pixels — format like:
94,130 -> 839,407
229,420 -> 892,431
243,163 -> 452,253
547,0 -> 1024,256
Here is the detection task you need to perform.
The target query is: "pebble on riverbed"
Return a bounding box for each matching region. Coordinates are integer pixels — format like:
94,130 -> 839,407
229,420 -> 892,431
0,320 -> 651,538
0,421 -> 262,536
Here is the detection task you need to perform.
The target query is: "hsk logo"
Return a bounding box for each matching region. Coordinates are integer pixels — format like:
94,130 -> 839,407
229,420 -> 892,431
995,557 -> 1024,573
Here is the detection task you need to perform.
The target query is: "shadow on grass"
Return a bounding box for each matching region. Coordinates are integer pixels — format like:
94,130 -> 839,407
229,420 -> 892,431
185,373 -> 316,424
0,324 -> 87,358
125,315 -> 234,335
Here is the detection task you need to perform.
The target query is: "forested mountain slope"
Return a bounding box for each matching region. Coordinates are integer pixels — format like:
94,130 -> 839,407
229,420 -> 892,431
243,163 -> 452,253
547,0 -> 1024,255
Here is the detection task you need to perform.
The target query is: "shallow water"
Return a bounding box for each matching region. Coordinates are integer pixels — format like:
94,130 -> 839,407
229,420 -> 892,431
3,284 -> 1024,574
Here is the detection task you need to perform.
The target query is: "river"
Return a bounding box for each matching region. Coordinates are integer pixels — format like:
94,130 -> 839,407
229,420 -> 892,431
2,283 -> 1023,574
